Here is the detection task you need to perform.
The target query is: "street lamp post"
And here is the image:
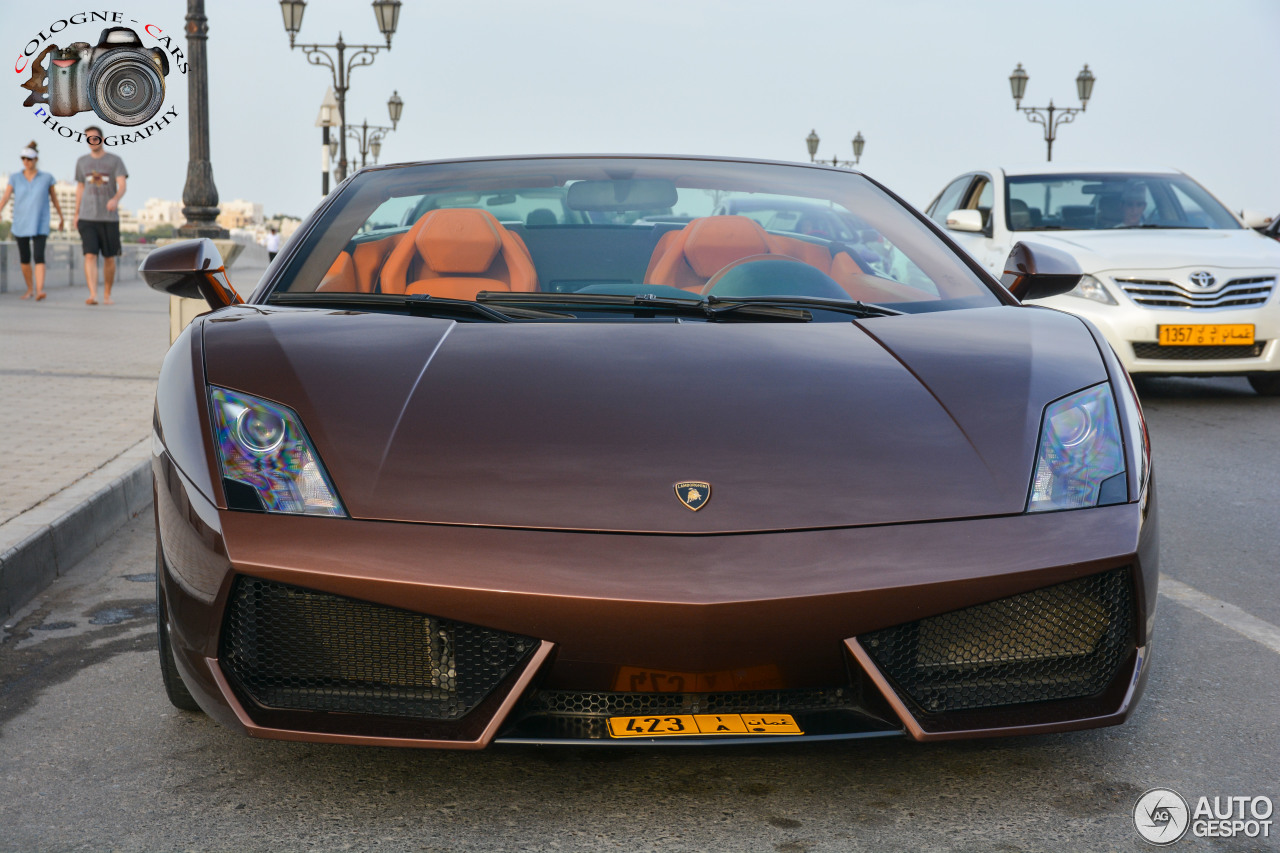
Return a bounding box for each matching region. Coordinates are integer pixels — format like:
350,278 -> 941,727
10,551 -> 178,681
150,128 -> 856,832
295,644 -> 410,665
346,91 -> 403,169
1008,63 -> 1096,162
177,0 -> 228,238
279,0 -> 401,182
316,86 -> 339,195
804,129 -> 865,168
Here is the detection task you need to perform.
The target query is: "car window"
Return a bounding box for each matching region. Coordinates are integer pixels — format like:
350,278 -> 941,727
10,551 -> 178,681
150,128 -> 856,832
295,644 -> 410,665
967,178 -> 994,229
272,158 -> 1000,315
928,177 -> 973,225
1005,173 -> 1242,231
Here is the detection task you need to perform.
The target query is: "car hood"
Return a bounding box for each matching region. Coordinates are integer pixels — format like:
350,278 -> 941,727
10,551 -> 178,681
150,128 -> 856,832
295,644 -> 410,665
1014,229 -> 1280,273
202,305 -> 1106,533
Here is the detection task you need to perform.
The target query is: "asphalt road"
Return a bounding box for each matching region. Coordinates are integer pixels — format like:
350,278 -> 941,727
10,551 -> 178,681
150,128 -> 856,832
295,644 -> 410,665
1,376 -> 1277,853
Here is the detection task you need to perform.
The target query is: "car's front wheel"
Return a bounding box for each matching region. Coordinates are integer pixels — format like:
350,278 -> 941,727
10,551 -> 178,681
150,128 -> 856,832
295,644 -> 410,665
156,541 -> 203,713
1248,373 -> 1280,396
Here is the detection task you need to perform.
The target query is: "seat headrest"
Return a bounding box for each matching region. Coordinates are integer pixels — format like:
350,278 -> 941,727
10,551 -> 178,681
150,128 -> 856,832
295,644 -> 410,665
682,216 -> 771,278
526,208 -> 557,227
1008,198 -> 1032,230
415,209 -> 503,274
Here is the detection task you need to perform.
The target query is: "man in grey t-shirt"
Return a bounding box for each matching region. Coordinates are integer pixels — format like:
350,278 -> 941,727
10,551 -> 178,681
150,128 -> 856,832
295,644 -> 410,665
74,126 -> 128,305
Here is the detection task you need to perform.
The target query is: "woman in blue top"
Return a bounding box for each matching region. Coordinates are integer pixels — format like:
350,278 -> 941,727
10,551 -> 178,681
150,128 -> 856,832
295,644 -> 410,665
0,142 -> 65,301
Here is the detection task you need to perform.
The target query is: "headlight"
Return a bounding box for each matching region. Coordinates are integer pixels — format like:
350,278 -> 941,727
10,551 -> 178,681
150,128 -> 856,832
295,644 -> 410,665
1064,274 -> 1118,305
1027,383 -> 1126,512
209,387 -> 346,517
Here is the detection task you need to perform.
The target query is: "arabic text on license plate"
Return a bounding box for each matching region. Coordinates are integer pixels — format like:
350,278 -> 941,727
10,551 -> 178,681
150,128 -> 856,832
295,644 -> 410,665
606,713 -> 803,738
1157,324 -> 1254,346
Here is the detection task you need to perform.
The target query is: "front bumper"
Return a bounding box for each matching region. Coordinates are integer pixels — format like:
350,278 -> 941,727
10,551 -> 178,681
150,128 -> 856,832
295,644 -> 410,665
1035,287 -> 1280,377
155,453 -> 1158,748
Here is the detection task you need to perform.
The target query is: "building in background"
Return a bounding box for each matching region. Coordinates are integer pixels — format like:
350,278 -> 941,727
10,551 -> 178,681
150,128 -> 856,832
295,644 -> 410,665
137,198 -> 186,232
217,199 -> 264,230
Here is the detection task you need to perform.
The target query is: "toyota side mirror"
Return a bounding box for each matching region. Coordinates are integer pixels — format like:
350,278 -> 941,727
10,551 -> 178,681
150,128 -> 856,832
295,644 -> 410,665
1001,241 -> 1082,302
1239,209 -> 1271,230
944,209 -> 984,233
140,238 -> 242,310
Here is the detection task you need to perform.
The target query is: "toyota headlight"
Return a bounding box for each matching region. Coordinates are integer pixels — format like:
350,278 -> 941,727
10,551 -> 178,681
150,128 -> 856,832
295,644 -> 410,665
1064,274 -> 1118,305
209,387 -> 346,516
1027,383 -> 1126,512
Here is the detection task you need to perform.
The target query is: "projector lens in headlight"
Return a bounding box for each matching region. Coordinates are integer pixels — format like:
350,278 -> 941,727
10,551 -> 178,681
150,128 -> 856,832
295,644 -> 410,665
1028,383 -> 1126,512
209,387 -> 345,517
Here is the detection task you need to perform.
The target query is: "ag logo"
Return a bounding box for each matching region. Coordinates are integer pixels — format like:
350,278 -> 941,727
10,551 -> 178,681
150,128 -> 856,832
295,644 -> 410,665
1134,788 -> 1190,845
673,481 -> 711,511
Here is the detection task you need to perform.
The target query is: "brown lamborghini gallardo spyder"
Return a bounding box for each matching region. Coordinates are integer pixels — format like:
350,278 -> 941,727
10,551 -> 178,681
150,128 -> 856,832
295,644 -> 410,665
144,156 -> 1156,748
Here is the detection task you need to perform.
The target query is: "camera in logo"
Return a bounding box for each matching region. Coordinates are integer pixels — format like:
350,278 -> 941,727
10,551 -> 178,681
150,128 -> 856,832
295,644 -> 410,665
1134,788 -> 1190,845
36,27 -> 169,127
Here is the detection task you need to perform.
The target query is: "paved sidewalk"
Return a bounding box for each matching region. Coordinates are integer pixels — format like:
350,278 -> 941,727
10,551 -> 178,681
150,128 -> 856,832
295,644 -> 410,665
0,241 -> 268,618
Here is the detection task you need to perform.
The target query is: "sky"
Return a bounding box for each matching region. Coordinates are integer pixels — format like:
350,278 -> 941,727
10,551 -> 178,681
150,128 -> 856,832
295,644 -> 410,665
2,0 -> 1277,220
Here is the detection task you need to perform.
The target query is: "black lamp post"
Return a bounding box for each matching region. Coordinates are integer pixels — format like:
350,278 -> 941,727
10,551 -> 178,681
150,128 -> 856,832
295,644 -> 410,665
178,0 -> 228,238
346,91 -> 403,168
1009,62 -> 1096,162
316,87 -> 338,195
280,0 -> 401,181
805,129 -> 865,168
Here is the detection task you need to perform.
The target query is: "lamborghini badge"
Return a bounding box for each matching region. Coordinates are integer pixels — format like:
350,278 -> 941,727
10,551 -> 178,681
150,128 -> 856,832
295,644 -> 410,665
674,481 -> 711,511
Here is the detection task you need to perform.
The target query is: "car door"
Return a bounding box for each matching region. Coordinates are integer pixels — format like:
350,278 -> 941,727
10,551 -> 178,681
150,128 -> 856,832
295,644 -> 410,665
926,174 -> 988,264
954,174 -> 1010,274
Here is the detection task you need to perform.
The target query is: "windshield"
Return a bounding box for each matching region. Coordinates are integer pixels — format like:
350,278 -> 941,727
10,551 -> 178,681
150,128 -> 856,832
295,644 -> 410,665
1005,172 -> 1241,231
271,158 -> 998,317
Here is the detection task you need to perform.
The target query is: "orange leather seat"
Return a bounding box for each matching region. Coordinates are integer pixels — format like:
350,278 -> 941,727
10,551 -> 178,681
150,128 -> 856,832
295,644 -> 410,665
646,216 -> 775,291
378,208 -> 537,299
829,251 -> 932,302
763,233 -> 832,275
646,216 -> 843,292
317,232 -> 401,293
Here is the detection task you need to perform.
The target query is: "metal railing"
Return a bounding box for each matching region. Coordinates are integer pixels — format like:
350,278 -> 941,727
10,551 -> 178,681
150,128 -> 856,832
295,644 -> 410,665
0,241 -> 152,293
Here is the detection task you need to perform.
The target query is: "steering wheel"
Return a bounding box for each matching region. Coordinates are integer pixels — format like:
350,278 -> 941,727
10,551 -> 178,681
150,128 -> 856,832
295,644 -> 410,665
703,255 -> 849,300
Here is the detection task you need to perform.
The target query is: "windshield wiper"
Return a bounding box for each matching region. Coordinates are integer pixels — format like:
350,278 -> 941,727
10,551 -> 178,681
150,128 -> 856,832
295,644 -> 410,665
478,291 -> 813,321
702,294 -> 902,319
1114,224 -> 1209,230
268,292 -> 565,321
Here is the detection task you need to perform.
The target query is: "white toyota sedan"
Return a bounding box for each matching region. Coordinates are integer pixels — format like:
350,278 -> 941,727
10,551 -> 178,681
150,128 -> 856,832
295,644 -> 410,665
924,165 -> 1280,395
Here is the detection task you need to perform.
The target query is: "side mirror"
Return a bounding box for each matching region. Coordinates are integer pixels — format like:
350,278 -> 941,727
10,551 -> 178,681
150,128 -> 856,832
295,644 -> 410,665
1001,241 -> 1082,302
140,238 -> 243,310
1239,209 -> 1271,230
944,209 -> 984,233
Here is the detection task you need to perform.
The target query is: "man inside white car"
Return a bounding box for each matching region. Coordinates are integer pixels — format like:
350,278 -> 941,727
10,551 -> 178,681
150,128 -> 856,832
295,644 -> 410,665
1120,185 -> 1147,227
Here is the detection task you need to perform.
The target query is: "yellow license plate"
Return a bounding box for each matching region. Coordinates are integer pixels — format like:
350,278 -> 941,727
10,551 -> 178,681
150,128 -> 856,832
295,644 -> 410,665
606,713 -> 803,738
1157,324 -> 1254,346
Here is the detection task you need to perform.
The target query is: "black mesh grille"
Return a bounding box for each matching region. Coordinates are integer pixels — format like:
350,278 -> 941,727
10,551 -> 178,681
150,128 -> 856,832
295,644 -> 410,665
1132,342 -> 1266,360
860,568 -> 1133,714
514,688 -> 860,740
220,577 -> 536,721
524,687 -> 854,717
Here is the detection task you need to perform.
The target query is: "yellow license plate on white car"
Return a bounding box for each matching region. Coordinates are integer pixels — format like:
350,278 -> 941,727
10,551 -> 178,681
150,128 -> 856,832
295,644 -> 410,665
606,713 -> 804,738
1157,324 -> 1254,346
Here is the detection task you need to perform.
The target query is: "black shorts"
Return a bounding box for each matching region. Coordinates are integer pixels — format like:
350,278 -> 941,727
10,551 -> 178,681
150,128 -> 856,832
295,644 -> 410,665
15,234 -> 47,264
78,220 -> 122,257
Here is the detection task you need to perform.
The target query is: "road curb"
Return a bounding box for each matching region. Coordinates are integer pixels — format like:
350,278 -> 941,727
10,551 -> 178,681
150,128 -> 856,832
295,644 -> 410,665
0,441 -> 152,621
